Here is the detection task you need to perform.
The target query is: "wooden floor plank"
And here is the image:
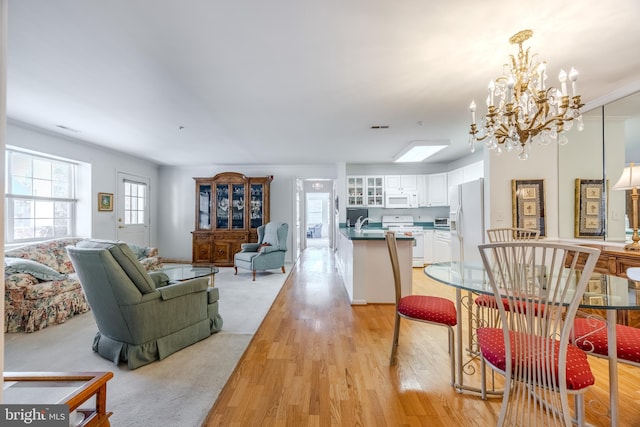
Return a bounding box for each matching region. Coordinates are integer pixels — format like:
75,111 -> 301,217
203,247 -> 640,426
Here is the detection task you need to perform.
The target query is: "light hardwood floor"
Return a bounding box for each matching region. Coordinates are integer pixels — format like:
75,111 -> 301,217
203,247 -> 640,426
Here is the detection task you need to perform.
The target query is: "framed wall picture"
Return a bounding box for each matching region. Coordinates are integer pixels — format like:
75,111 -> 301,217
98,192 -> 114,211
512,179 -> 546,237
574,179 -> 606,238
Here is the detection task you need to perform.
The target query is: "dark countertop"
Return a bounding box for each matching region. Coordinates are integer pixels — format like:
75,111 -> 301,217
339,226 -> 414,241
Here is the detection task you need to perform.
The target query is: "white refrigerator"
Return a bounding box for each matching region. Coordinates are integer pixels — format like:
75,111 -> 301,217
449,178 -> 485,265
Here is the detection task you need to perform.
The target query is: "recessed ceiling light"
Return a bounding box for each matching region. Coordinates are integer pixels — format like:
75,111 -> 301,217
393,140 -> 449,163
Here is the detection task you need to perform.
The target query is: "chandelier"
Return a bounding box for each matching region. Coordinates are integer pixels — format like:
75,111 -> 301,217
468,29 -> 584,160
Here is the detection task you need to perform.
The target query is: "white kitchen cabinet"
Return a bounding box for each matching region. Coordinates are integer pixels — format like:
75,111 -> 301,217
433,230 -> 451,263
365,176 -> 385,207
346,176 -> 365,207
463,161 -> 484,182
347,175 -> 384,207
423,229 -> 434,263
427,173 -> 448,206
385,175 -> 417,192
447,168 -> 464,191
416,175 -> 428,207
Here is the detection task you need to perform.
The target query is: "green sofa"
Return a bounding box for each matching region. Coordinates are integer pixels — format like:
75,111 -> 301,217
67,239 -> 223,369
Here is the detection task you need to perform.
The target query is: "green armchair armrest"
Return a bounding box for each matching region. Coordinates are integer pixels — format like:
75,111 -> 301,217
241,243 -> 261,252
158,277 -> 209,300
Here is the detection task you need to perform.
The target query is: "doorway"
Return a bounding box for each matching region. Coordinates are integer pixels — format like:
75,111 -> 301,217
303,180 -> 333,250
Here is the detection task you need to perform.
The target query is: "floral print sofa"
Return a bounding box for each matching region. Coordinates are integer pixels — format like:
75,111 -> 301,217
4,238 -> 162,333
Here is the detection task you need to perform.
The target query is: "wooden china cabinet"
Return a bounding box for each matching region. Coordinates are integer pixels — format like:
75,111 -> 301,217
192,172 -> 272,266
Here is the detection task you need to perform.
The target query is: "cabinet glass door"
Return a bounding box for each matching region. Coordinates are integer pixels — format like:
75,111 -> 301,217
347,176 -> 365,206
216,184 -> 229,229
231,184 -> 245,229
250,184 -> 264,228
198,184 -> 212,230
366,176 -> 384,206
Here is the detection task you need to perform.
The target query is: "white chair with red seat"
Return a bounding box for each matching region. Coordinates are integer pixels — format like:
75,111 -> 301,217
385,231 -> 458,385
572,267 -> 640,368
477,241 -> 600,426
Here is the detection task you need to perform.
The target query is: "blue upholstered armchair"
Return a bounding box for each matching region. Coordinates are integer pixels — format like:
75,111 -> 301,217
234,222 -> 288,281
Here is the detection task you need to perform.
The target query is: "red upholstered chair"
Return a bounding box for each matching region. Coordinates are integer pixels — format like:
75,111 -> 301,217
476,227 -> 541,327
385,231 -> 457,385
572,317 -> 640,367
572,266 -> 640,367
477,242 -> 600,427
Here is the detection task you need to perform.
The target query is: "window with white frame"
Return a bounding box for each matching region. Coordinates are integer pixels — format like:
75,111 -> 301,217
123,180 -> 147,225
5,150 -> 77,243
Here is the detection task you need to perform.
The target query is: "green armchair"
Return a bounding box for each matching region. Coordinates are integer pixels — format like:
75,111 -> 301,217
234,222 -> 289,281
67,239 -> 223,369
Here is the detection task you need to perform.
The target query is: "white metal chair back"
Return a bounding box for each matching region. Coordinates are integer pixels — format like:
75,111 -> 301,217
486,227 -> 540,242
478,241 -> 600,426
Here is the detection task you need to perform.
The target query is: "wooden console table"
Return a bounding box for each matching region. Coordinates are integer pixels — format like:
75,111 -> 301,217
572,243 -> 640,327
3,371 -> 113,426
577,243 -> 640,277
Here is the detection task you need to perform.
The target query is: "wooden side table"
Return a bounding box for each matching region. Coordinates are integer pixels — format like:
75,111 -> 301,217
3,371 -> 113,426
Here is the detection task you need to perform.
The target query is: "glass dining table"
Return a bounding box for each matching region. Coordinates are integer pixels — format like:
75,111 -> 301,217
425,261 -> 640,427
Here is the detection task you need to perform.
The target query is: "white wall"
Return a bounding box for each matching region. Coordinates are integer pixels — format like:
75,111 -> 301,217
486,142 -> 559,238
157,164 -> 338,262
6,121 -> 160,245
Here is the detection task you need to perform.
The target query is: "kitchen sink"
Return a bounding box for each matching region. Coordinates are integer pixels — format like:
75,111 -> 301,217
358,229 -> 385,235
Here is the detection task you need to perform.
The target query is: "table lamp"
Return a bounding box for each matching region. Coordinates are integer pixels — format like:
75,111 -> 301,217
613,162 -> 640,251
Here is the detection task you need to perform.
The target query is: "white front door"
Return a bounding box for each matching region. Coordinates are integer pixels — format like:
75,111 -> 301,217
116,172 -> 150,246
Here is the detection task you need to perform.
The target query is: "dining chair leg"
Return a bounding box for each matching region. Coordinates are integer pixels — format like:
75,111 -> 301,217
390,314 -> 400,365
574,395 -> 585,427
448,327 -> 455,386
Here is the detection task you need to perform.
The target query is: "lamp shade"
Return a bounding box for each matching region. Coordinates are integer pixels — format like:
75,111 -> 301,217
613,163 -> 640,190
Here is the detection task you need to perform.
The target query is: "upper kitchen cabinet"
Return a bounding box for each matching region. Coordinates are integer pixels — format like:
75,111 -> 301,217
427,173 -> 448,206
365,176 -> 385,207
347,175 -> 384,207
346,176 -> 365,206
385,175 -> 417,192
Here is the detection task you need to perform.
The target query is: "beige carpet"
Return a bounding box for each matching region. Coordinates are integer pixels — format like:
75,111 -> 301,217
4,265 -> 292,427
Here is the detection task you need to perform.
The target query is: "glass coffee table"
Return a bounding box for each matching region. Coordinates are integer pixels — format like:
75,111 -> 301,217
160,264 -> 219,285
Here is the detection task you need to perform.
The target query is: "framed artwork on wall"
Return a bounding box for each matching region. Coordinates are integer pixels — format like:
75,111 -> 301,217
98,192 -> 113,212
512,179 -> 546,237
574,178 -> 606,238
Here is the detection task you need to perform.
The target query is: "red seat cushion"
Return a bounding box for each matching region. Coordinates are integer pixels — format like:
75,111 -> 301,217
475,294 -> 541,315
573,318 -> 640,364
398,295 -> 457,326
477,327 -> 595,391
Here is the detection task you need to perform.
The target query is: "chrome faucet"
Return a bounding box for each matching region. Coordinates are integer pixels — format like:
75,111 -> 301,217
354,216 -> 370,232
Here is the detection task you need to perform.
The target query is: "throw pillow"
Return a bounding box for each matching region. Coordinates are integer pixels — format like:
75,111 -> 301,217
4,257 -> 67,281
127,243 -> 149,260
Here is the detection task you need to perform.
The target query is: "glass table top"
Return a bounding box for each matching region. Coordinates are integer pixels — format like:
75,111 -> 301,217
425,261 -> 640,310
160,265 -> 219,282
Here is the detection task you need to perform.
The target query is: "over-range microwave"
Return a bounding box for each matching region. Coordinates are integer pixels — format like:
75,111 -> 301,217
385,192 -> 418,209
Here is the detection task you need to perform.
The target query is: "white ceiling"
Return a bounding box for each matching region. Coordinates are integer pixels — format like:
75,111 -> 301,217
6,1 -> 640,166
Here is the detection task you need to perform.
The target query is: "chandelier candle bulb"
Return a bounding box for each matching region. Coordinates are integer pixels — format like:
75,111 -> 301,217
488,80 -> 495,106
538,63 -> 546,90
559,69 -> 568,96
469,101 -> 476,123
569,67 -> 579,96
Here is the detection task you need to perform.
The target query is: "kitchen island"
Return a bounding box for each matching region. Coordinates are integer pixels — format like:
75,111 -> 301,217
335,227 -> 414,304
